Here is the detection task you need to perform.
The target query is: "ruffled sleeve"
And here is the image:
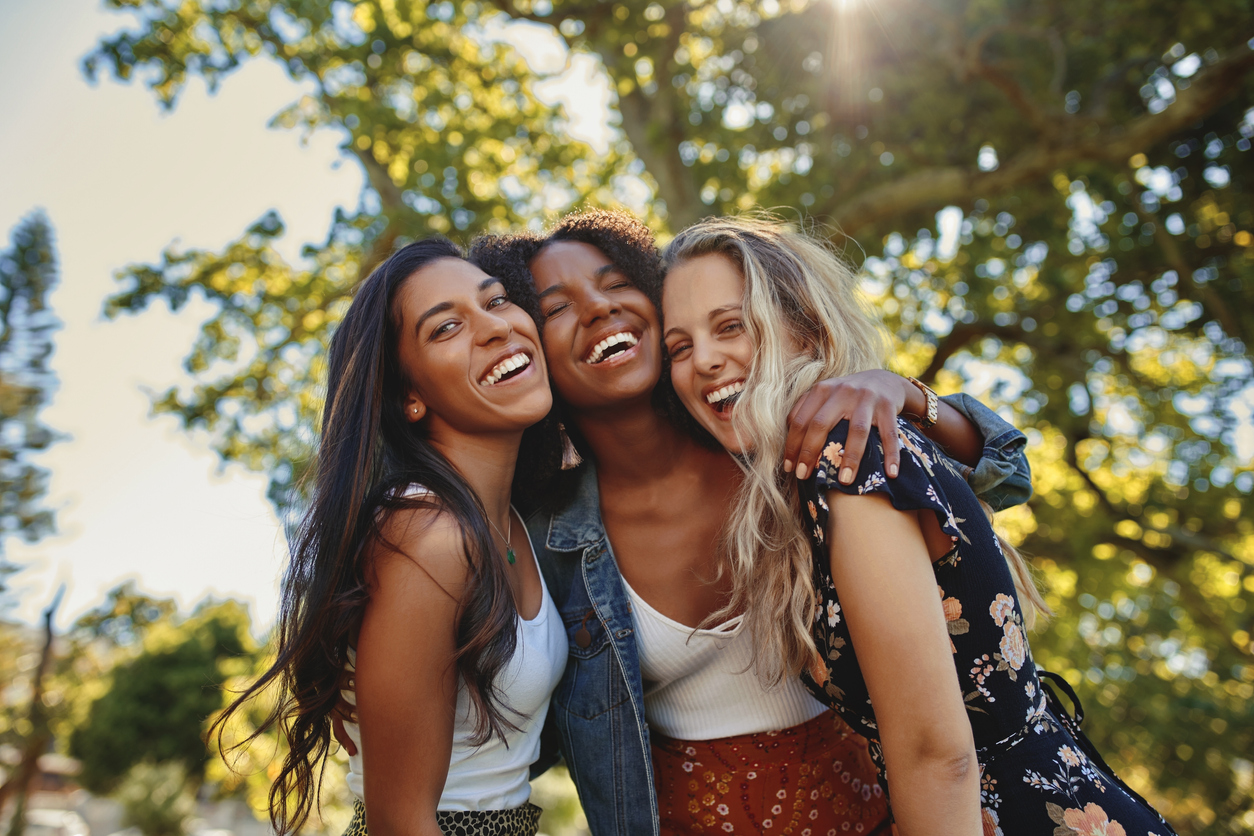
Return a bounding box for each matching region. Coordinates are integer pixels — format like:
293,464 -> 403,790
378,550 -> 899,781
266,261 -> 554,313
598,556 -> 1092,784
801,418 -> 967,552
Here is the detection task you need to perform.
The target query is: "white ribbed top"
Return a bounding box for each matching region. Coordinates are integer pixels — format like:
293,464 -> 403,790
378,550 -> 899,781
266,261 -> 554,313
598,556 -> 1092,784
342,491 -> 566,811
623,576 -> 826,740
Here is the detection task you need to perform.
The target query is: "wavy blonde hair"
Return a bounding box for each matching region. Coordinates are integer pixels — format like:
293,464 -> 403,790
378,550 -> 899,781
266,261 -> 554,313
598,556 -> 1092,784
662,215 -> 1046,682
662,216 -> 891,683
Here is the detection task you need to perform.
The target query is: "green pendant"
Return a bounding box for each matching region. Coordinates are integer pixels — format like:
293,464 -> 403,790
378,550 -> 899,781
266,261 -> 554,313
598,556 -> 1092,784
507,547 -> 516,565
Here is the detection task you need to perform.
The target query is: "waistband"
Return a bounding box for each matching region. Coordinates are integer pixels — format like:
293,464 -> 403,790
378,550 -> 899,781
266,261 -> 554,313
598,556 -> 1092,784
346,800 -> 542,836
651,709 -> 862,767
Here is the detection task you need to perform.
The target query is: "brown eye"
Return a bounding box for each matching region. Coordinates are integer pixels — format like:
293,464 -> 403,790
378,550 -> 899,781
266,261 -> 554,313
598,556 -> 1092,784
667,342 -> 691,360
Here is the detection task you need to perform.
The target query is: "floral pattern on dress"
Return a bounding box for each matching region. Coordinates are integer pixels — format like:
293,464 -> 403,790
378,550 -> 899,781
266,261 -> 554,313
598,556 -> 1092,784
799,419 -> 1176,835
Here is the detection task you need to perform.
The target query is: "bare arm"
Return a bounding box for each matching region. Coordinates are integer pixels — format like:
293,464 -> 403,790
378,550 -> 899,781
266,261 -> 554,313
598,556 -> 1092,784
355,510 -> 468,836
784,371 -> 982,481
826,490 -> 981,836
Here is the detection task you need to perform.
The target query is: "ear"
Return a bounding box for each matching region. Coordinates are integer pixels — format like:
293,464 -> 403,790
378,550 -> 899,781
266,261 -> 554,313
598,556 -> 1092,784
404,390 -> 427,423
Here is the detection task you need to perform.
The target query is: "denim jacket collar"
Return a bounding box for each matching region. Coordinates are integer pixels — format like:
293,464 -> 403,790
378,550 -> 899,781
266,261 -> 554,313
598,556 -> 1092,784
545,464 -> 606,553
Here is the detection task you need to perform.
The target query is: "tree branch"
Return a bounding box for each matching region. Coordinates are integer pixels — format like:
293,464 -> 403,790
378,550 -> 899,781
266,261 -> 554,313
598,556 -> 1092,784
826,46 -> 1254,236
596,3 -> 703,228
349,144 -> 405,279
963,23 -> 1056,136
1063,422 -> 1241,568
1139,204 -> 1245,343
918,321 -> 1027,382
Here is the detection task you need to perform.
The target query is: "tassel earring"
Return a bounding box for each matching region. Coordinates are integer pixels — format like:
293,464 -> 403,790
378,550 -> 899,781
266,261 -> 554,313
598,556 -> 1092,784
558,423 -> 583,470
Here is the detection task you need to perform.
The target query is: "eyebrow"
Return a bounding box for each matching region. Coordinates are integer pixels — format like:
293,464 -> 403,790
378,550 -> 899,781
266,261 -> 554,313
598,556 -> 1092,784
536,264 -> 621,301
663,304 -> 741,341
413,277 -> 505,335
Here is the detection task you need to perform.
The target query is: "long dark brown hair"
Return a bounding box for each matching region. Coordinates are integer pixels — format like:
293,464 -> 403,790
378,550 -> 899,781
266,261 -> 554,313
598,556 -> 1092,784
212,238 -> 542,834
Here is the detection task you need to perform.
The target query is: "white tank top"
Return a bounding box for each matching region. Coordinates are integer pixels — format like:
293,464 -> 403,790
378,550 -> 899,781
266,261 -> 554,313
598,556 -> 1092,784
342,495 -> 566,811
623,575 -> 826,740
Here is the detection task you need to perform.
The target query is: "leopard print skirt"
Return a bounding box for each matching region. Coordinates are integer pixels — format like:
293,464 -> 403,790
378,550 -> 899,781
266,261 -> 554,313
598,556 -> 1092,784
344,800 -> 542,836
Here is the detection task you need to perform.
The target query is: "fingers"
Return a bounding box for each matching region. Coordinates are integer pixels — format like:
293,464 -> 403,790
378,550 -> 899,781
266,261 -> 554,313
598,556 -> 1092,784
332,713 -> 357,757
785,373 -> 907,482
799,399 -> 852,480
877,402 -> 902,479
838,408 -> 872,485
784,388 -> 824,475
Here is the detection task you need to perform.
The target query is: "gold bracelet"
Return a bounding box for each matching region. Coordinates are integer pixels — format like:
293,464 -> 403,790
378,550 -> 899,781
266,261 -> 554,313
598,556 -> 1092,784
905,377 -> 939,429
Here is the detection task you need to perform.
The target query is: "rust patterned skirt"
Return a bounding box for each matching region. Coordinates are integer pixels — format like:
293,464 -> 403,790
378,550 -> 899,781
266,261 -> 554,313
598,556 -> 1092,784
652,710 -> 890,836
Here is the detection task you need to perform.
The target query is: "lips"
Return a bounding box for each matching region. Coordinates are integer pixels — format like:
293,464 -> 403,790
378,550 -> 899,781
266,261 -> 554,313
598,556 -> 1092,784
704,379 -> 744,414
479,351 -> 533,386
583,330 -> 640,365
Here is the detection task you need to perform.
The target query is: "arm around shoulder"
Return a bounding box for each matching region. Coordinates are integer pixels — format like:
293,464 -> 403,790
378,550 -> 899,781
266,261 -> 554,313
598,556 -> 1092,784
354,508 -> 470,836
824,490 -> 981,836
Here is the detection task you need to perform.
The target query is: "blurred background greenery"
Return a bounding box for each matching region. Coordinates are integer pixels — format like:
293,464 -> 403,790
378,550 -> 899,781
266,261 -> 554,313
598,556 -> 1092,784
2,0 -> 1252,834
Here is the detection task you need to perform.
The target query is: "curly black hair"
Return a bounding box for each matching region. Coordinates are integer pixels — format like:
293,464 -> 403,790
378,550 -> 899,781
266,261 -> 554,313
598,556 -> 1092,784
469,209 -> 718,502
469,209 -> 665,331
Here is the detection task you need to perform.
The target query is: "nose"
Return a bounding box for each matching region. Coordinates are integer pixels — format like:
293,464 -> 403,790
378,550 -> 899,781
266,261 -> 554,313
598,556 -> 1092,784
691,335 -> 723,377
474,306 -> 513,345
578,286 -> 619,326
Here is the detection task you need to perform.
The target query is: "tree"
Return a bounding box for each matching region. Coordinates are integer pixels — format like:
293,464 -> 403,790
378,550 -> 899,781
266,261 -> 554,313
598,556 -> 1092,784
69,599 -> 253,793
0,212 -> 60,605
85,0 -> 1254,830
0,212 -> 63,836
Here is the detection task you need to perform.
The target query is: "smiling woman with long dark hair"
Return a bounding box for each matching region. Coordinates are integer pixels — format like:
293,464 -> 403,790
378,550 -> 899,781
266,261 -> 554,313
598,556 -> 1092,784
213,238 -> 565,836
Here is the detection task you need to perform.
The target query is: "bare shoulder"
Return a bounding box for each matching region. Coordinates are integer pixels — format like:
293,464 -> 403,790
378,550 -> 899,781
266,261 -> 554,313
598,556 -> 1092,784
368,503 -> 473,601
825,489 -> 951,562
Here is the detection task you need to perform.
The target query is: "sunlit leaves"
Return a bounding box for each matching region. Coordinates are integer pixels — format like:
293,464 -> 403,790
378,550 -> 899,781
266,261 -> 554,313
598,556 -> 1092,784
90,0 -> 640,502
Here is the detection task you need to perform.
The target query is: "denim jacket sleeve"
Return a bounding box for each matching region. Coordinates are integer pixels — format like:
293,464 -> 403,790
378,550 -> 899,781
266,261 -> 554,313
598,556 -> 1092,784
939,392 -> 1032,512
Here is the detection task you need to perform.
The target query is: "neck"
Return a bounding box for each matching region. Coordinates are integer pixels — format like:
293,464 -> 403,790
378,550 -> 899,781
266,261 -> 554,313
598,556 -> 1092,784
570,395 -> 694,481
427,428 -> 521,529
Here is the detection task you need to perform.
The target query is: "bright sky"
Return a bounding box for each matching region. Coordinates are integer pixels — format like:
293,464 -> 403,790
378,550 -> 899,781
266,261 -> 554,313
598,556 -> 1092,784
0,0 -> 610,630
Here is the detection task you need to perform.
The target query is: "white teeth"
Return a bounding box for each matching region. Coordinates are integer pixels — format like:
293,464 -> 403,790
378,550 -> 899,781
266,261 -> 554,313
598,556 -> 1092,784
584,331 -> 639,364
705,380 -> 745,405
480,353 -> 531,386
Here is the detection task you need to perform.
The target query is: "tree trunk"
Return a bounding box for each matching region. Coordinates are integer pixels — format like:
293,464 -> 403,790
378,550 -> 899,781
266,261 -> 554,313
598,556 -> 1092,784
2,587 -> 63,836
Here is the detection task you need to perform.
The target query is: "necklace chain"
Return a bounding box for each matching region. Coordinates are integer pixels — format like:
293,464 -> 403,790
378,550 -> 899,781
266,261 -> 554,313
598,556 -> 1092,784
487,509 -> 516,565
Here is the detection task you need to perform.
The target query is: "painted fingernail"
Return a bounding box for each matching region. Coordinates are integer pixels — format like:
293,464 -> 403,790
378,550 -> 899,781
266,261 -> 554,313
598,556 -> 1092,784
888,463 -> 899,478
783,459 -> 794,473
839,467 -> 854,485
795,462 -> 809,480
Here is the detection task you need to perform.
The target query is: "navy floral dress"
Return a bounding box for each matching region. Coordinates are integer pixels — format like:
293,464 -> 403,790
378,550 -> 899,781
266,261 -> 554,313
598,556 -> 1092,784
798,419 -> 1176,836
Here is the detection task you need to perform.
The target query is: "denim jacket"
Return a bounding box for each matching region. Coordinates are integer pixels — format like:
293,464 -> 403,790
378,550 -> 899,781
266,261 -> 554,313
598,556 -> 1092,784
525,395 -> 1030,836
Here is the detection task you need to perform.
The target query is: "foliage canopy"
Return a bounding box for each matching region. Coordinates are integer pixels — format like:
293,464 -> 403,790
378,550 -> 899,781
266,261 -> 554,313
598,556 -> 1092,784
68,596 -> 253,794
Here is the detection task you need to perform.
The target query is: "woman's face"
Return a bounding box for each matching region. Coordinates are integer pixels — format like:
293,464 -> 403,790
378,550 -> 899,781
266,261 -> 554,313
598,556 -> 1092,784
662,252 -> 754,454
528,241 -> 662,411
393,257 -> 551,437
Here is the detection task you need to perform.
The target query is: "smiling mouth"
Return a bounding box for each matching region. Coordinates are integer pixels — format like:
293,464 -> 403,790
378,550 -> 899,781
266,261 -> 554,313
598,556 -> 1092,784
584,331 -> 639,365
705,380 -> 744,414
480,353 -> 532,386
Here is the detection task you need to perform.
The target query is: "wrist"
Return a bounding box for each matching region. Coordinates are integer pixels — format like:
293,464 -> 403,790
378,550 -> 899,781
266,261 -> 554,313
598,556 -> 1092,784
903,377 -> 939,430
901,376 -> 925,418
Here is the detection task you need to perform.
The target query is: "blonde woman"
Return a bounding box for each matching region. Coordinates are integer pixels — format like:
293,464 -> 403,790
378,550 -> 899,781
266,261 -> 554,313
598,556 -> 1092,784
659,217 -> 1176,836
